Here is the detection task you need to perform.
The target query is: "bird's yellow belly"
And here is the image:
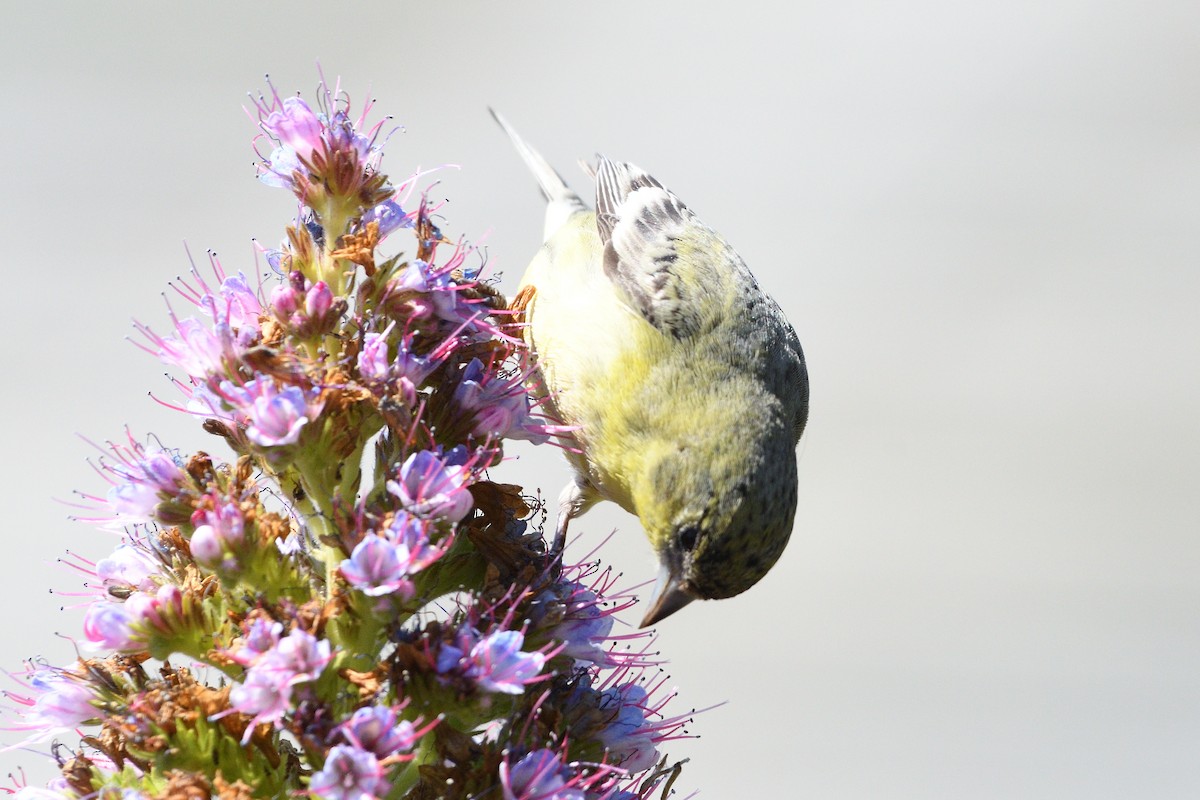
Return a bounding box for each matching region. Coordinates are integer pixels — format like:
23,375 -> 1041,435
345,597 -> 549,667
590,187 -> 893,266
518,217 -> 661,514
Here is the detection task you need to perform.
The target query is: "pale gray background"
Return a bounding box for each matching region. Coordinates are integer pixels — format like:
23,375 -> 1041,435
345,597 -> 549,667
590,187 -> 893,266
3,2 -> 1198,797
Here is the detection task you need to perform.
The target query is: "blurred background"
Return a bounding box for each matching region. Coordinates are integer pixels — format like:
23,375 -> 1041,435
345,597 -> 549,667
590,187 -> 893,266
3,2 -> 1198,797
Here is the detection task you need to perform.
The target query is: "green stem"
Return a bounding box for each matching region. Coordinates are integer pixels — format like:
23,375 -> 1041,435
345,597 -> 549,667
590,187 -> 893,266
387,732 -> 438,799
271,462 -> 341,600
338,439 -> 366,500
326,604 -> 383,675
318,203 -> 351,294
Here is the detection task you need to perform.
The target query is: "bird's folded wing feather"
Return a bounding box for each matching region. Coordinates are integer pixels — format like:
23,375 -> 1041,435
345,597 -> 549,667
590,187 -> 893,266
594,156 -> 731,340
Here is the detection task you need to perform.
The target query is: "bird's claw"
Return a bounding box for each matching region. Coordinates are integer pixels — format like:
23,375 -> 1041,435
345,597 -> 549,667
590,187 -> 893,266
547,507 -> 570,578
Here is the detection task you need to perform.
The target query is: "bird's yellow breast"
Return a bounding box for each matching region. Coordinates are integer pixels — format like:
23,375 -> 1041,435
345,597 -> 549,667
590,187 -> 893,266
519,213 -> 673,516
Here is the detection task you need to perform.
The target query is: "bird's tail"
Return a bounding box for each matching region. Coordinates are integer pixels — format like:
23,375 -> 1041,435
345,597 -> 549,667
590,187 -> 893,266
489,108 -> 589,242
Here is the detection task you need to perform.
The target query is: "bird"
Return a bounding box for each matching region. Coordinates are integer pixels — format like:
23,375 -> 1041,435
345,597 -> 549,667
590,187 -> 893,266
492,110 -> 809,627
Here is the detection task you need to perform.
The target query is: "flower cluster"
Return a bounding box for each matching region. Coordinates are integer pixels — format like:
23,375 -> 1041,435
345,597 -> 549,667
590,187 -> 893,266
1,78 -> 695,800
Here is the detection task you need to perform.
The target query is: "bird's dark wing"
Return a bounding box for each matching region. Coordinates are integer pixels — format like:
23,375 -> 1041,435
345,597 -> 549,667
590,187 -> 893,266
594,157 -> 810,438
594,156 -> 725,339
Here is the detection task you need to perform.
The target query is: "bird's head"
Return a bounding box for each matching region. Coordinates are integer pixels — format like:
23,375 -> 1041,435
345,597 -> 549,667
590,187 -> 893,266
635,424 -> 798,627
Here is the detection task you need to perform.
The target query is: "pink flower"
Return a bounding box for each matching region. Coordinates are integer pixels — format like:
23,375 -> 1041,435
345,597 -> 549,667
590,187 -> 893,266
222,377 -> 322,447
437,627 -> 547,695
453,358 -> 549,443
340,535 -> 417,598
189,501 -> 247,568
229,619 -> 283,667
499,750 -> 588,800
95,544 -> 161,594
2,665 -> 96,750
228,630 -> 330,743
204,272 -> 264,339
229,668 -> 292,734
307,744 -> 388,800
336,705 -> 430,759
257,629 -> 332,686
361,198 -> 413,238
82,602 -> 138,651
357,331 -> 393,384
387,448 -> 474,522
261,96 -> 323,163
102,447 -> 188,526
305,281 -> 334,319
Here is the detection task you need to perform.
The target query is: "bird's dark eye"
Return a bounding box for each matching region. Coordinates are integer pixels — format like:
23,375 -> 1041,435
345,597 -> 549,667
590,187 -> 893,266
677,526 -> 700,552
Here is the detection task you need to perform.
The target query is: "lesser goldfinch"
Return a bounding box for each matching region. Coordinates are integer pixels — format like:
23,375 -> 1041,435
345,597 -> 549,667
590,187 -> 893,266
494,111 -> 808,627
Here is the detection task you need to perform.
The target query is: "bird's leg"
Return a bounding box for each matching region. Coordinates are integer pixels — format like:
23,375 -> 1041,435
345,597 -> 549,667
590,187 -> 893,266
552,478 -> 594,556
552,506 -> 572,557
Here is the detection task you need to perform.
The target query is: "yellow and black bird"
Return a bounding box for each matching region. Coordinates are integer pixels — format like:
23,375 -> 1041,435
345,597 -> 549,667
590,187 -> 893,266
494,111 -> 808,627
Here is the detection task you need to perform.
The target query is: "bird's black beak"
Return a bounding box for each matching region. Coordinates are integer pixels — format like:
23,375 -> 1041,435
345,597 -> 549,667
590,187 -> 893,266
640,561 -> 695,627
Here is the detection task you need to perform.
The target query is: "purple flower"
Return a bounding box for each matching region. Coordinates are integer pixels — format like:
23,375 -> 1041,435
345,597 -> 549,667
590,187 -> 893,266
105,481 -> 160,525
340,535 -> 416,598
393,258 -> 443,295
261,96 -> 323,163
391,259 -> 463,323
200,271 -> 263,340
387,448 -> 474,522
95,544 -> 160,594
257,629 -> 332,685
384,513 -> 447,572
339,518 -> 450,599
262,245 -> 291,276
230,619 -> 283,667
2,667 -> 96,749
499,750 -> 586,800
103,447 -> 188,526
361,198 -> 412,238
336,706 -> 422,759
391,337 -> 434,389
307,744 -> 388,800
229,667 -> 292,734
357,330 -> 433,405
255,96 -> 323,191
251,82 -> 388,203
323,109 -> 374,163
243,382 -> 316,446
550,590 -> 615,667
595,684 -> 658,772
189,501 -> 246,568
199,501 -> 246,545
258,143 -> 304,189
470,630 -> 546,694
356,331 -> 393,384
437,627 -> 546,695
225,377 -> 322,447
148,315 -> 243,381
184,382 -> 227,420
228,630 -> 328,741
82,601 -> 138,651
453,358 -> 549,443
25,672 -> 96,728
